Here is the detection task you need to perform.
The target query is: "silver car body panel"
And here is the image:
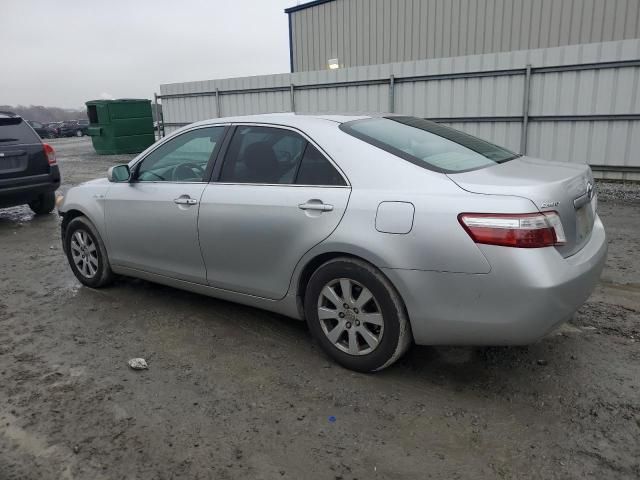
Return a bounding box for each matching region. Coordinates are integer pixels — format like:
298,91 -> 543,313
199,184 -> 350,299
59,178 -> 110,237
105,182 -> 208,284
383,216 -> 607,345
59,113 -> 607,346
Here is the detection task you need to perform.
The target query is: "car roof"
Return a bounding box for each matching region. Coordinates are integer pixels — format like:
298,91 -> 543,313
0,111 -> 20,119
191,113 -> 373,129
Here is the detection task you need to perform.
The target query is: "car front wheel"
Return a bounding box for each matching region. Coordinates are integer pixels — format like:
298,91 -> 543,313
64,216 -> 114,288
76,129 -> 83,137
304,257 -> 412,372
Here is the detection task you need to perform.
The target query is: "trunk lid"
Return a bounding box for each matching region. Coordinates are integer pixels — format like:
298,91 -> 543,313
448,156 -> 597,257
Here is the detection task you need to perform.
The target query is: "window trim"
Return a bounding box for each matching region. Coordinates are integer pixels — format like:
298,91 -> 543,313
130,124 -> 230,184
212,122 -> 350,188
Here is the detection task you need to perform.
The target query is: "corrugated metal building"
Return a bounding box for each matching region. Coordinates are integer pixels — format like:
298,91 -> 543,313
286,0 -> 640,72
158,1 -> 640,179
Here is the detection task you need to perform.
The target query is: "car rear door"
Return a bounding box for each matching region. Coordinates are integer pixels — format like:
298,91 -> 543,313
198,124 -> 350,300
104,125 -> 227,283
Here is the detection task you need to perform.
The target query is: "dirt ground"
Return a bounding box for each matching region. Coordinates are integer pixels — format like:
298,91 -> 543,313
0,137 -> 638,480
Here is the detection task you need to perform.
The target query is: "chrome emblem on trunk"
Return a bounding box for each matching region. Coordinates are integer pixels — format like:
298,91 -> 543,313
541,201 -> 560,208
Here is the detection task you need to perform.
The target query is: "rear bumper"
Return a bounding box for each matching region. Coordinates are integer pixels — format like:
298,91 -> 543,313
0,167 -> 60,207
383,215 -> 607,345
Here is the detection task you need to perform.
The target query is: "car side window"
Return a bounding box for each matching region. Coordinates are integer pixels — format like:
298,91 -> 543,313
219,126 -> 306,184
136,127 -> 224,182
295,144 -> 346,186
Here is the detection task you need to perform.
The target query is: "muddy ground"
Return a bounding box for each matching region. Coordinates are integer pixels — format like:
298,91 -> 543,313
0,137 -> 638,480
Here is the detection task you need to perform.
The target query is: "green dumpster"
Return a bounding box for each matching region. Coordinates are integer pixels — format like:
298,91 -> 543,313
85,99 -> 155,155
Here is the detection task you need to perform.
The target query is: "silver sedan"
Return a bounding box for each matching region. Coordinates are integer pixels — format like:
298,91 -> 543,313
58,114 -> 607,372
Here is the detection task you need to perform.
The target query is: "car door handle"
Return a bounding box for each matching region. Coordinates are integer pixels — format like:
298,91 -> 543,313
298,202 -> 333,212
174,197 -> 198,205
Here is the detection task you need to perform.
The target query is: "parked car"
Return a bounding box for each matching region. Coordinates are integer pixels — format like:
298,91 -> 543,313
58,120 -> 88,137
26,120 -> 57,139
44,122 -> 63,137
57,114 -> 606,372
0,112 -> 60,214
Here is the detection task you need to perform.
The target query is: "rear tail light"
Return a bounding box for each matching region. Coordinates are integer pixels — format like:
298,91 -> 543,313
43,143 -> 56,165
458,212 -> 566,248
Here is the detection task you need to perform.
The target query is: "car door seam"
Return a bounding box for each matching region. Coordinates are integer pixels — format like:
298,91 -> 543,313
195,185 -> 209,282
282,187 -> 353,300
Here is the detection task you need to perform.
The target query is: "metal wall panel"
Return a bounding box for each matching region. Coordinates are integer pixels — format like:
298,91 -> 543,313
287,0 -> 640,72
159,39 -> 640,178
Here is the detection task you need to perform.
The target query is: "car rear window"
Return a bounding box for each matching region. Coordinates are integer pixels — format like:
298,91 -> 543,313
339,116 -> 519,173
0,117 -> 41,145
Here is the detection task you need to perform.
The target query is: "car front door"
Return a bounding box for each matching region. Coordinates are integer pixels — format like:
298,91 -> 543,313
198,124 -> 351,299
105,125 -> 227,283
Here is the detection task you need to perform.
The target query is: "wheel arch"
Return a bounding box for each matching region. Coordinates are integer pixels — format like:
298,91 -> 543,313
60,207 -> 102,253
294,249 -> 408,321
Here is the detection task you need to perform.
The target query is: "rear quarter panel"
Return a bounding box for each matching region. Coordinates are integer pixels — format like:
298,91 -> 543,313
289,127 -> 539,277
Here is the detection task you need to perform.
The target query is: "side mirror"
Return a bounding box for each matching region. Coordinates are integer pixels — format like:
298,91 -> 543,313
107,164 -> 131,182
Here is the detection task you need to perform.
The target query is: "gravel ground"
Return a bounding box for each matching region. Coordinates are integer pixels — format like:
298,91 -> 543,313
0,137 -> 639,479
594,180 -> 640,204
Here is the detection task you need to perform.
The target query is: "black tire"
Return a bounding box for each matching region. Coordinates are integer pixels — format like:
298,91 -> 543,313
28,191 -> 56,215
64,216 -> 114,288
76,129 -> 83,137
304,257 -> 412,372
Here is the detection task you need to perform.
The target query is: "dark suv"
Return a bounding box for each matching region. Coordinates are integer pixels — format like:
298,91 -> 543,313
0,112 -> 61,214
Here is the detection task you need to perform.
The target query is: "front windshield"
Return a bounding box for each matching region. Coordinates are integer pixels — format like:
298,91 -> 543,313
340,116 -> 520,173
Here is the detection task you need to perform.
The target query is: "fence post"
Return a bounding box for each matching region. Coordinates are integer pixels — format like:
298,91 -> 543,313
389,74 -> 395,113
520,64 -> 532,154
290,83 -> 296,112
215,88 -> 221,118
153,93 -> 162,140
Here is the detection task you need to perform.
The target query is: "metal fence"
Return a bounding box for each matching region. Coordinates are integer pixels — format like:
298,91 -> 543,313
159,38 -> 640,180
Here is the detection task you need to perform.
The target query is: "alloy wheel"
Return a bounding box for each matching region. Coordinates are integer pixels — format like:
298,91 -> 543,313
70,229 -> 99,279
317,278 -> 384,355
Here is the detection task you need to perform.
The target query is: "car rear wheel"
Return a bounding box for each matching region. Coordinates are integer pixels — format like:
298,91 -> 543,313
64,216 -> 114,288
28,191 -> 56,215
76,129 -> 83,137
304,257 -> 412,372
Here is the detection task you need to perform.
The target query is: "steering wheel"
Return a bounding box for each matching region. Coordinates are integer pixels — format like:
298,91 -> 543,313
172,162 -> 206,181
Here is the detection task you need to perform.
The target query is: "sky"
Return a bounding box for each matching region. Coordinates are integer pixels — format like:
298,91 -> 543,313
1,0 -> 299,109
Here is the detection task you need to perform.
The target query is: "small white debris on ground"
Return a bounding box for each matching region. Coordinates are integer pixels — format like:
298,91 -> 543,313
128,358 -> 148,370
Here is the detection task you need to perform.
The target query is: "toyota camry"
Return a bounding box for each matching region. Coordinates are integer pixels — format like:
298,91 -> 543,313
57,114 -> 607,372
